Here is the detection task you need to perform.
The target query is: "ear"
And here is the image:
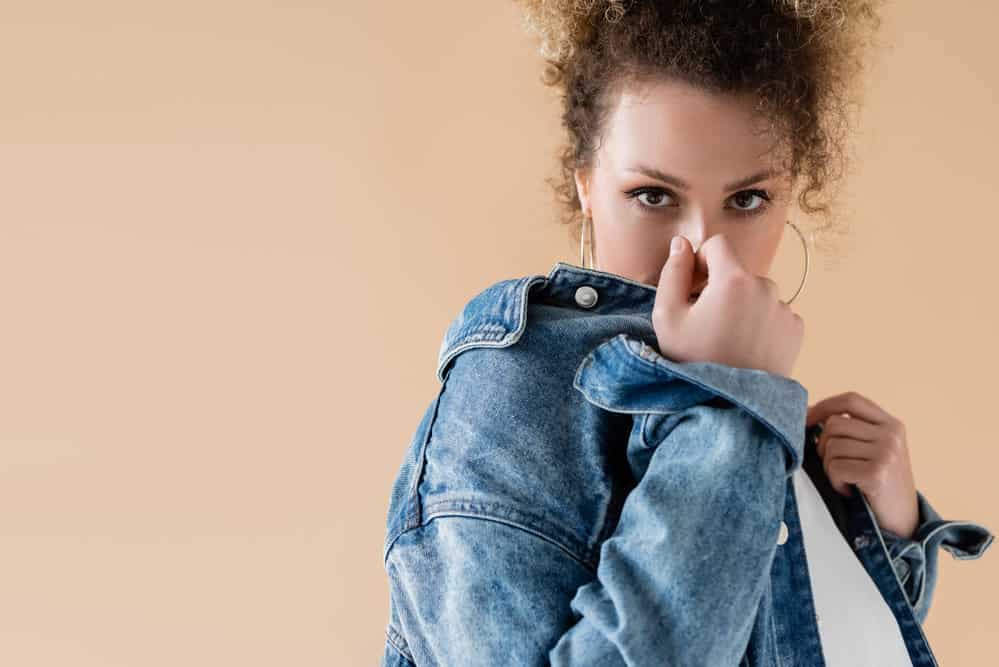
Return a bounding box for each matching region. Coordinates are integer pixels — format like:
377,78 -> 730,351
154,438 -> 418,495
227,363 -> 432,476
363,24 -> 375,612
573,166 -> 592,215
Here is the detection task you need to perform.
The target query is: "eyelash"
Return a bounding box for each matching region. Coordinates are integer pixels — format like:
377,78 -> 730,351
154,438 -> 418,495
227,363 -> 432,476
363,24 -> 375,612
623,187 -> 773,217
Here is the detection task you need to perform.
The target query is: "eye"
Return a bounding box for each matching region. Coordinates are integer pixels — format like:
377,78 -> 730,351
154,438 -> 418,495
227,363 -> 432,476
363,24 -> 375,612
727,189 -> 772,216
624,187 -> 677,211
623,186 -> 774,217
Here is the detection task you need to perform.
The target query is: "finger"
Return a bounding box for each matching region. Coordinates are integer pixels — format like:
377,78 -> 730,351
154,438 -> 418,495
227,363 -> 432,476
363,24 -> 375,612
807,391 -> 891,424
819,434 -> 877,462
815,414 -> 880,457
655,234 -> 695,314
806,391 -> 892,427
759,276 -> 779,302
692,233 -> 746,285
825,457 -> 869,497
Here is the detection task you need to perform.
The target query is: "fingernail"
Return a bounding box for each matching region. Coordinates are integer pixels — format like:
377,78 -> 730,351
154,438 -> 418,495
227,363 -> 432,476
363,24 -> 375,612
670,236 -> 683,257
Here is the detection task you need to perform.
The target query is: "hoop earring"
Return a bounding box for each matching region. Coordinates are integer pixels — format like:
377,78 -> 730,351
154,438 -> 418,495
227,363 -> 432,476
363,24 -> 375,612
782,219 -> 809,305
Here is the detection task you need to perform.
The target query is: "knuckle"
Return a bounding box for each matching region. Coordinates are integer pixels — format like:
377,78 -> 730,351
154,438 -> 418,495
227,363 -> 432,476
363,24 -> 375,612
889,431 -> 905,451
846,391 -> 863,409
874,447 -> 891,466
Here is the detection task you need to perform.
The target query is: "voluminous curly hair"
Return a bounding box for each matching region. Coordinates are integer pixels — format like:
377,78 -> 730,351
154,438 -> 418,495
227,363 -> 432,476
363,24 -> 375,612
513,0 -> 886,261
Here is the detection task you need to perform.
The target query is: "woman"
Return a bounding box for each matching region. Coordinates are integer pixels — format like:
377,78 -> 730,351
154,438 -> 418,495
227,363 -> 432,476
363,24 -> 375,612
381,1 -> 994,665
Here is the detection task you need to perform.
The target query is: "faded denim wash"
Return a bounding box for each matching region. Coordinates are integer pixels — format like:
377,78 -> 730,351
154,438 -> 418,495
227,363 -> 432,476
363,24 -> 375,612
381,261 -> 994,666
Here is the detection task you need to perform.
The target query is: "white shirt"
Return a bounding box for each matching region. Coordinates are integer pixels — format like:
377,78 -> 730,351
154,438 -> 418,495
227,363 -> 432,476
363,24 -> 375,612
792,467 -> 914,666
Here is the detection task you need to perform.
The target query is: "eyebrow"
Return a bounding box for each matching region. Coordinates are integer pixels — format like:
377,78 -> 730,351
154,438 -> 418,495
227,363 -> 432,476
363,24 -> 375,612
626,165 -> 779,192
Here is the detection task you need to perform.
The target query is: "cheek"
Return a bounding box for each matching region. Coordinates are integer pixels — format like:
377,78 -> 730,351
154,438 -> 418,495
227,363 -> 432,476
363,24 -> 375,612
732,222 -> 785,276
596,219 -> 672,269
589,214 -> 675,285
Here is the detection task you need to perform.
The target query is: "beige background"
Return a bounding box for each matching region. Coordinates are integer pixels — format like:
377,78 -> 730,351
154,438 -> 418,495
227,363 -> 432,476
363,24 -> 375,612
0,1 -> 995,665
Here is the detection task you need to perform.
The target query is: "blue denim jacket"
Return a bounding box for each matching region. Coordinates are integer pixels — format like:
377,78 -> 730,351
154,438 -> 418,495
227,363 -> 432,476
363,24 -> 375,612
381,261 -> 994,666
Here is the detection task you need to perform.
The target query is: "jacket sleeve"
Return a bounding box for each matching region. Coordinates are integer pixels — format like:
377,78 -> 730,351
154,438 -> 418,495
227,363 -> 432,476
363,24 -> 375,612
875,489 -> 994,624
383,333 -> 809,666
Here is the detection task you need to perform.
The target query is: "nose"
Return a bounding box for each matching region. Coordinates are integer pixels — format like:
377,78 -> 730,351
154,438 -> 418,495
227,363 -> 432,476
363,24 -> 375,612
673,217 -> 715,290
681,235 -> 705,255
674,218 -> 711,256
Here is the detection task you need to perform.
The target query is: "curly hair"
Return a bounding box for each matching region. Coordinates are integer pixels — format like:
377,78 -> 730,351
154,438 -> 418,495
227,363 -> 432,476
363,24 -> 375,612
513,0 -> 886,261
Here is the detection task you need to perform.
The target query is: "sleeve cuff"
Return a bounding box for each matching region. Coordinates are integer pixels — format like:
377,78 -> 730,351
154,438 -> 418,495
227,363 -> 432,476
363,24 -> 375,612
878,489 -> 994,621
572,333 -> 809,473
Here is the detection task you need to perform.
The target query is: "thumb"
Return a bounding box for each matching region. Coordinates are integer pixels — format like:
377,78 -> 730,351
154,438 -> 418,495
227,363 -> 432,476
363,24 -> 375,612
656,235 -> 694,312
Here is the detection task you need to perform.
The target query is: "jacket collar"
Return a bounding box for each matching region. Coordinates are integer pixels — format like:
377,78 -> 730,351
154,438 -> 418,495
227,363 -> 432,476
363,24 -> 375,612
435,261 -> 657,383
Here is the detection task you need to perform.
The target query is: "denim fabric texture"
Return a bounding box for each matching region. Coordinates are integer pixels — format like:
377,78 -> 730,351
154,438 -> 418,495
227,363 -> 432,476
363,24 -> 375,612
381,261 -> 994,666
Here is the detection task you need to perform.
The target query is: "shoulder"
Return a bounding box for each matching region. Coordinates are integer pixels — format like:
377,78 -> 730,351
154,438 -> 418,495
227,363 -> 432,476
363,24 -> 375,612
435,262 -> 660,383
434,272 -> 548,383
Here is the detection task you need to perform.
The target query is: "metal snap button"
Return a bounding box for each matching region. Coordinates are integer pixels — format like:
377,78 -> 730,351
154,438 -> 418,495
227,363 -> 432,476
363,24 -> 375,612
777,521 -> 789,545
574,285 -> 598,309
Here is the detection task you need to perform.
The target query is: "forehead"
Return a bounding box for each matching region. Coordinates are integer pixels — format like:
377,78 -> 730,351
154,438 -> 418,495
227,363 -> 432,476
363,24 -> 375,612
601,78 -> 786,176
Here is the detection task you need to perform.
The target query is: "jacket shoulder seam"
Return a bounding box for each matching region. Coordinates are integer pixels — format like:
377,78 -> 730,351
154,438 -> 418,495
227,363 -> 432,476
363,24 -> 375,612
435,274 -> 548,383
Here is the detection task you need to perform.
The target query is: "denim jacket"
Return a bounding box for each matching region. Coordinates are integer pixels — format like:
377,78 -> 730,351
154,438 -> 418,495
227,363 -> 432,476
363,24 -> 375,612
381,261 -> 994,666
